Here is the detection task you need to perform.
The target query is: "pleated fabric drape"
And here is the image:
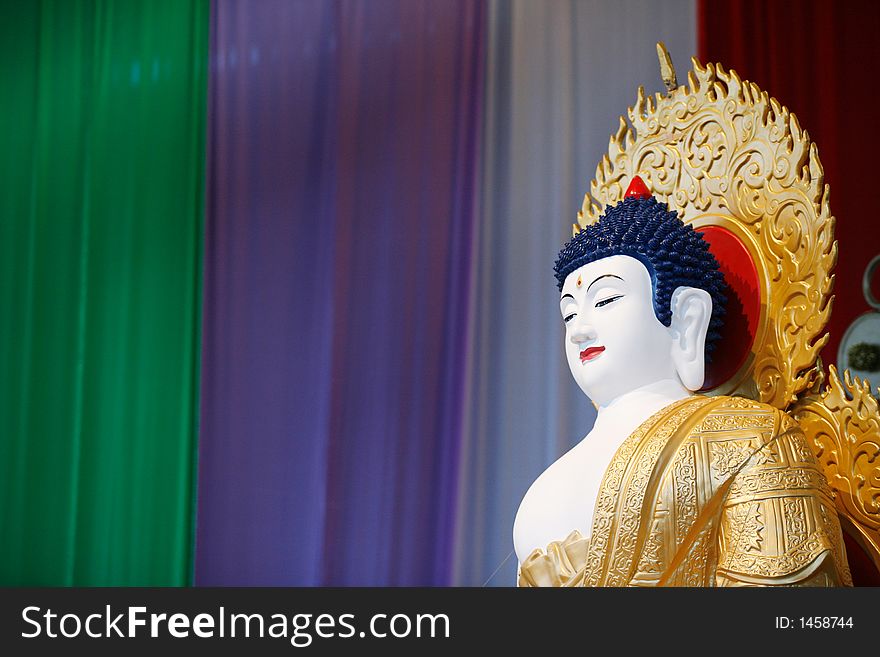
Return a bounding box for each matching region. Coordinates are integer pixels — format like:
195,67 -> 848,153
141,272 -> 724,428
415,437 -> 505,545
196,0 -> 486,585
0,0 -> 208,585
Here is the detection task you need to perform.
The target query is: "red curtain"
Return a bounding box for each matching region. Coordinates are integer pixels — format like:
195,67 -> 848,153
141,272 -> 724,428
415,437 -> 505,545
699,0 -> 880,365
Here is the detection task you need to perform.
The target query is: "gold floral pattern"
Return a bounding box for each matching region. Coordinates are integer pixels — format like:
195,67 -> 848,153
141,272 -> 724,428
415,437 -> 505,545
728,503 -> 763,552
710,440 -> 756,479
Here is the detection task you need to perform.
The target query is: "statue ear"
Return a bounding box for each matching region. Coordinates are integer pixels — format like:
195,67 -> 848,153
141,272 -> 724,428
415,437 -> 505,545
669,286 -> 712,391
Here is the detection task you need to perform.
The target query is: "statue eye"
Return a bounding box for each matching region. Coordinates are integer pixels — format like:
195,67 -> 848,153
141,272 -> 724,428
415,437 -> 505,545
563,312 -> 577,323
595,294 -> 623,308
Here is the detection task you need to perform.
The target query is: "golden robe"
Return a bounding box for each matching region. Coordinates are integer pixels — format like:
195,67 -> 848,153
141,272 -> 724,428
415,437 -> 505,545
518,395 -> 852,587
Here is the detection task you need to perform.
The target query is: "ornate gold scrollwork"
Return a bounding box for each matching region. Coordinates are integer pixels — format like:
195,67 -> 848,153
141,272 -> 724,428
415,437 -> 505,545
577,56 -> 836,410
792,365 -> 880,563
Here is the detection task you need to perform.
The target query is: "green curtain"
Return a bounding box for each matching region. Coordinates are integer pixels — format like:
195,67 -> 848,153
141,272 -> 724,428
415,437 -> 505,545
0,0 -> 208,585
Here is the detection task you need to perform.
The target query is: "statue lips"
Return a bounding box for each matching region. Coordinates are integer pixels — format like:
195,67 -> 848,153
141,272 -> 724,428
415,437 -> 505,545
580,346 -> 605,363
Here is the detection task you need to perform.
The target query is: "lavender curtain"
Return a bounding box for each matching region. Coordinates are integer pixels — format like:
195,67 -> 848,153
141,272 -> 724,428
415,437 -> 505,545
456,0 -> 697,587
196,0 -> 485,585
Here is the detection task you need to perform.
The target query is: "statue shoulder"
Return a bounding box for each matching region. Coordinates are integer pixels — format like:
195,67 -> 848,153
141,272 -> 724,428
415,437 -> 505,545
684,394 -> 793,435
698,394 -> 786,416
668,395 -> 823,487
691,399 -> 851,585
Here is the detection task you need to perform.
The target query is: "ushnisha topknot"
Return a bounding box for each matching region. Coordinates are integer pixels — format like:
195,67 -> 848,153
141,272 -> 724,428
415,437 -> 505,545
553,194 -> 728,360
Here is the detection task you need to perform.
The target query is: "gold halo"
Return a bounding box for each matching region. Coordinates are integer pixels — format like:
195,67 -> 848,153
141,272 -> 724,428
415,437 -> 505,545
578,58 -> 836,410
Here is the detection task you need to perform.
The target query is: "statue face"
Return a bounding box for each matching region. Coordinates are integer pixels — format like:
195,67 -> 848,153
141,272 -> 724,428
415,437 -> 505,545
559,254 -> 679,407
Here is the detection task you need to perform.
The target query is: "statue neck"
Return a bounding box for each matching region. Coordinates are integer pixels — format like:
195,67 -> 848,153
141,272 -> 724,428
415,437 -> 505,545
593,379 -> 692,430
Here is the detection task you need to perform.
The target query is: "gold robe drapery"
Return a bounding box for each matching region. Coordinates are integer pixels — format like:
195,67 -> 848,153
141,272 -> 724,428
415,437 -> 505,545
518,396 -> 852,587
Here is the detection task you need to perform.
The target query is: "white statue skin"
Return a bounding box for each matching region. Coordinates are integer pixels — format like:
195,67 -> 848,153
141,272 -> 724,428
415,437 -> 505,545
513,254 -> 712,565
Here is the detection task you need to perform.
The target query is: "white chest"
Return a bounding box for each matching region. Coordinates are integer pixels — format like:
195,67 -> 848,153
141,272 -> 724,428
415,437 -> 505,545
512,391 -> 690,565
512,424 -> 628,564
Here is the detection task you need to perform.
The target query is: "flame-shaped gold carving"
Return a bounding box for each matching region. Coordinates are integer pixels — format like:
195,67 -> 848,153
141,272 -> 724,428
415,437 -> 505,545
792,365 -> 880,564
656,42 -> 677,94
577,58 -> 836,409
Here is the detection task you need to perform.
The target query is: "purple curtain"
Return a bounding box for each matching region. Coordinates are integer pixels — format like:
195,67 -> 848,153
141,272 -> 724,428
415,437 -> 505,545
196,0 -> 485,585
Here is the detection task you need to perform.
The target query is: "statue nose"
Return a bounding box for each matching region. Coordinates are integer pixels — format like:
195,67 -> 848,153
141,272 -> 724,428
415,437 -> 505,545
569,317 -> 596,344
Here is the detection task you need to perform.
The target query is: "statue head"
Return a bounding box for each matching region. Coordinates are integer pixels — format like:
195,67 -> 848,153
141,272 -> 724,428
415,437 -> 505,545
553,187 -> 727,406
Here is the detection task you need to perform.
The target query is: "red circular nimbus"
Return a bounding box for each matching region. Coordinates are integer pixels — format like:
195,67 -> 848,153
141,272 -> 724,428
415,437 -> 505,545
695,225 -> 761,391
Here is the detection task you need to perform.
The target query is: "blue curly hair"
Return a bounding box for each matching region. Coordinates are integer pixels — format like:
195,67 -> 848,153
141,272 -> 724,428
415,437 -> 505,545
553,196 -> 727,360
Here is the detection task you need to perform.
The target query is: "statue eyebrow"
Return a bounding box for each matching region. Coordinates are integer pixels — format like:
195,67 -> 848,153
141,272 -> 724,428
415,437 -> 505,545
560,293 -> 575,302
587,274 -> 623,292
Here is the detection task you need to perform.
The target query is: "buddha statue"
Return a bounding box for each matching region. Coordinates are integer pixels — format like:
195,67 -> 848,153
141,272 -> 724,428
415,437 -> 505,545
513,46 -> 880,587
514,185 -> 850,586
